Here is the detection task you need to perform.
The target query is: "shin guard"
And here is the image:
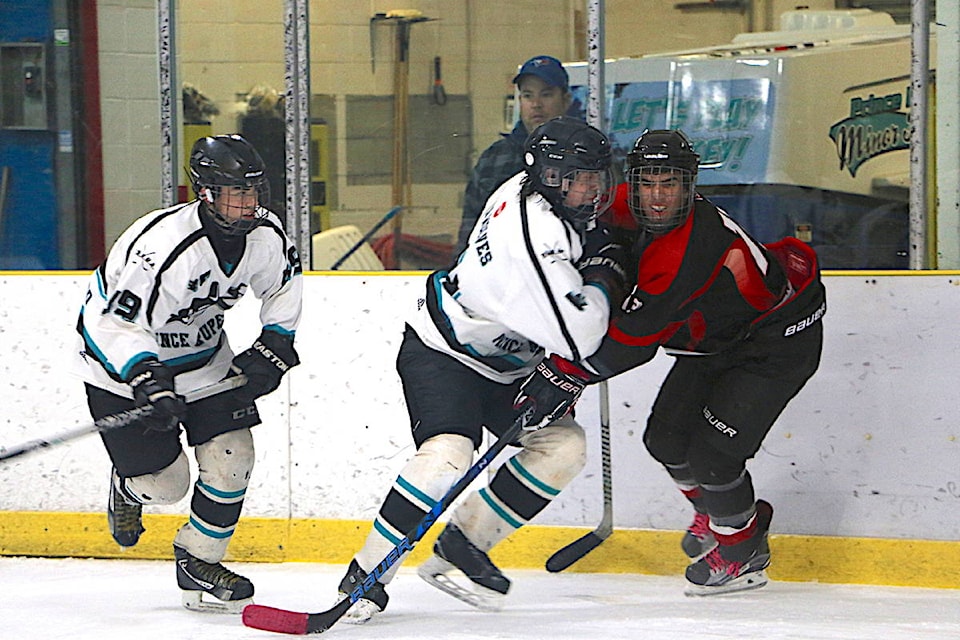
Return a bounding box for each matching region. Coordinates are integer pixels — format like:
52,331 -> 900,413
174,429 -> 255,564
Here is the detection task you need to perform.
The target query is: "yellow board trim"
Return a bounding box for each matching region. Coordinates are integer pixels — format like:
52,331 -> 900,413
1,512 -> 957,589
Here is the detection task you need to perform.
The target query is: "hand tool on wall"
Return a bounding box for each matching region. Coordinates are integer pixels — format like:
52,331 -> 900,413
432,56 -> 447,106
369,10 -> 434,268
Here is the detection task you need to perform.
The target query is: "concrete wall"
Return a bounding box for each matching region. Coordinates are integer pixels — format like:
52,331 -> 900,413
96,0 -> 164,245
93,0 -> 753,249
2,271 -> 958,542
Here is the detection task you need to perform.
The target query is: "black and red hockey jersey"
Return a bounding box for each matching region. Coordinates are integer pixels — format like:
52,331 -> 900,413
587,184 -> 824,379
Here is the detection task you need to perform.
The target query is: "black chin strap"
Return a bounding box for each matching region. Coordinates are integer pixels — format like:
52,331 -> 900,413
199,204 -> 246,261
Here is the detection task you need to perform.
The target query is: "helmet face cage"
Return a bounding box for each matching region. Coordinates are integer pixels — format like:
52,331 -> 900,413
626,129 -> 700,235
540,165 -> 616,226
189,135 -> 271,236
627,165 -> 697,235
524,116 -> 616,228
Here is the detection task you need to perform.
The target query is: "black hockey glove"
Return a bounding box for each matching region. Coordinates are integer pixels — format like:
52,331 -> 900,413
578,224 -> 629,308
127,360 -> 187,433
514,354 -> 590,430
230,329 -> 300,404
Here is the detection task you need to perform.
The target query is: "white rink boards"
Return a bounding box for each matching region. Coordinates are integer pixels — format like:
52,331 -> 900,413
0,271 -> 959,541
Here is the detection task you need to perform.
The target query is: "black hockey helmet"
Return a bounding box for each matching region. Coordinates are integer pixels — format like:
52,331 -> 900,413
189,134 -> 270,236
625,129 -> 700,235
523,116 -> 615,228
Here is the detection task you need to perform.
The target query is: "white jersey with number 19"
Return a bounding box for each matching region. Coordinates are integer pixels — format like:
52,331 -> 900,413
74,200 -> 302,398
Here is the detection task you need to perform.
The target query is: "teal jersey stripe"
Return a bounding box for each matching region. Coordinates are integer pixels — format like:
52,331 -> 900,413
162,345 -> 219,368
263,323 -> 295,336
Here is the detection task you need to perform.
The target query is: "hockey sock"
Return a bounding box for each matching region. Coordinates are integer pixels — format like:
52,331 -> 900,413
708,502 -> 769,564
452,418 -> 586,551
662,461 -> 711,514
680,485 -> 708,514
354,433 -> 474,583
699,469 -> 756,521
174,429 -> 254,563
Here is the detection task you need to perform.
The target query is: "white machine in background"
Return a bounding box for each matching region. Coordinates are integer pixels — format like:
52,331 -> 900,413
311,225 -> 385,271
566,10 -> 930,269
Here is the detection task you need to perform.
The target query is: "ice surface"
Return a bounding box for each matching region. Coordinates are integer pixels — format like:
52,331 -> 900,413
2,557 -> 957,639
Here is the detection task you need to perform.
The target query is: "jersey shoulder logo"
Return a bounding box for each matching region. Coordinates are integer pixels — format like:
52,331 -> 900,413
134,249 -> 157,271
187,270 -> 211,292
566,291 -> 587,310
540,242 -> 568,263
621,285 -> 644,314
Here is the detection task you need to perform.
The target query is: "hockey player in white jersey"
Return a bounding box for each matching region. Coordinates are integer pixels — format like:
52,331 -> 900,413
335,116 -> 627,622
74,134 -> 302,613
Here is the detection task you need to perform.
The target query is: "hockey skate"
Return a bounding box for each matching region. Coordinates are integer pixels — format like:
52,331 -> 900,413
174,545 -> 253,613
684,500 -> 773,597
417,523 -> 510,612
336,558 -> 390,624
681,511 -> 718,562
107,468 -> 144,547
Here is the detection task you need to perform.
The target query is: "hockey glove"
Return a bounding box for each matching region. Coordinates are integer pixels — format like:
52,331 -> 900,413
127,360 -> 187,433
231,329 -> 300,404
514,354 -> 590,430
578,224 -> 629,307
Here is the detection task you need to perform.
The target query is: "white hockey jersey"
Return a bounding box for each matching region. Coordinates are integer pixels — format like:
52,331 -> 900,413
74,201 -> 303,398
410,172 -> 612,384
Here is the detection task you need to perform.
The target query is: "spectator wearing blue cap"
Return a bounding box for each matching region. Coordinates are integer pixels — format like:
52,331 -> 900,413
455,55 -> 575,253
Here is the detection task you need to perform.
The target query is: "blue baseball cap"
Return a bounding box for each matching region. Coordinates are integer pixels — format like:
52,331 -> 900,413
512,55 -> 569,90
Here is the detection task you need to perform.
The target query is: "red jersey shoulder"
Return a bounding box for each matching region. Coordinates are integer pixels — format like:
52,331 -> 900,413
599,182 -> 637,231
635,211 -> 695,295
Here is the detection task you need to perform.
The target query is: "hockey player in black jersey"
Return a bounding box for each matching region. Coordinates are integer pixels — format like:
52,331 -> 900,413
75,134 -> 302,613
334,117 -> 627,622
587,129 -> 826,595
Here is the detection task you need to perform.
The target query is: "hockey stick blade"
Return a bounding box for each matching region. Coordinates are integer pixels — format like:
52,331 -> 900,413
242,404 -> 535,635
243,598 -> 351,635
545,525 -> 612,573
545,380 -> 613,573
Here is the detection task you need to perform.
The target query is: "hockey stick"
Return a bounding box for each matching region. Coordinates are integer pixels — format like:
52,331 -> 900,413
0,375 -> 247,464
330,206 -> 402,270
242,403 -> 536,635
545,380 -> 613,572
